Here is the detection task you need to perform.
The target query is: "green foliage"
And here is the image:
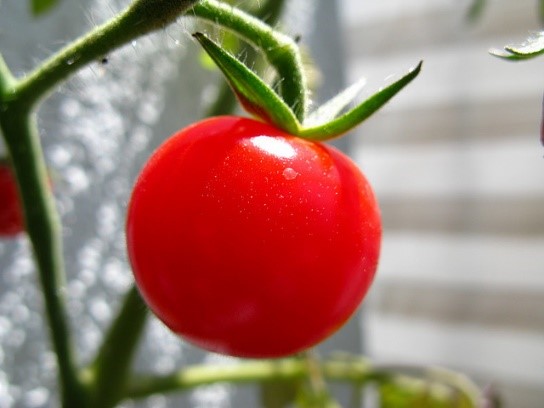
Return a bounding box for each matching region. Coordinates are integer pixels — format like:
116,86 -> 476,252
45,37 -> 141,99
193,32 -> 301,133
490,31 -> 544,60
31,0 -> 59,16
194,32 -> 422,140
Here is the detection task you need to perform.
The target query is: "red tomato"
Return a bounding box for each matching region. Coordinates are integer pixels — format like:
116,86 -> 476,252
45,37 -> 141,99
0,164 -> 24,237
126,116 -> 381,358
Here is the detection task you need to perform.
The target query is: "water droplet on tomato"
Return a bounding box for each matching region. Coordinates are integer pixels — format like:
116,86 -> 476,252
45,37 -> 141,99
282,167 -> 298,180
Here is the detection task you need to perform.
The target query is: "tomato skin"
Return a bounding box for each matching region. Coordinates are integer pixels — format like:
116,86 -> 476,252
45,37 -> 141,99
126,116 -> 381,358
0,164 -> 24,237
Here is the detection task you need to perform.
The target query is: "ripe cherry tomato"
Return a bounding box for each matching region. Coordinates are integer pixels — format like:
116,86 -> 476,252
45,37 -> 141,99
0,164 -> 24,237
126,116 -> 381,358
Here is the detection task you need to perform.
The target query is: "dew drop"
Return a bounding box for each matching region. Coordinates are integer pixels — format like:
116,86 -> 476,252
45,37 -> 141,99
282,167 -> 298,180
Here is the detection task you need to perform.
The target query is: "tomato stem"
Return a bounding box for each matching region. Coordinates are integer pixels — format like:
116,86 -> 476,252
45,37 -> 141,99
191,0 -> 308,121
12,0 -> 200,108
86,286 -> 148,408
301,350 -> 335,405
203,0 -> 288,118
0,106 -> 88,407
123,357 -> 480,406
0,54 -> 16,98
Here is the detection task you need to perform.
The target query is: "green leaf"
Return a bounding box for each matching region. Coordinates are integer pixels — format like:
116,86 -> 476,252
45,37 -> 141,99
198,33 -> 240,71
490,31 -> 544,61
31,0 -> 59,16
194,31 -> 422,141
304,78 -> 367,127
299,61 -> 423,140
193,32 -> 301,134
466,0 -> 486,23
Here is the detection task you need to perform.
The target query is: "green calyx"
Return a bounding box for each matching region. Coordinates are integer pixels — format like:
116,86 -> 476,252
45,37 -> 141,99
193,32 -> 422,141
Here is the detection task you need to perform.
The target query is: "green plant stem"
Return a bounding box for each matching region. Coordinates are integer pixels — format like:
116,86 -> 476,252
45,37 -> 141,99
12,0 -> 200,108
124,358 -> 479,406
191,0 -> 308,121
0,54 -> 15,96
254,0 -> 286,25
87,286 -> 148,408
0,106 -> 87,406
203,0 -> 288,118
126,359 -> 310,399
302,350 -> 333,404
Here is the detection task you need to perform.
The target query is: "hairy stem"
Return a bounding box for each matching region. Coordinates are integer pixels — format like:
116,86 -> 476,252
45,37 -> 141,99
202,0 -> 288,118
0,106 -> 87,406
191,0 -> 307,121
0,54 -> 15,97
13,0 -> 200,108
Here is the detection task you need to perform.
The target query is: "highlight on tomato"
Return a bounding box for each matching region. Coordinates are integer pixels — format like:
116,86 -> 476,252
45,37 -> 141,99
126,116 -> 381,358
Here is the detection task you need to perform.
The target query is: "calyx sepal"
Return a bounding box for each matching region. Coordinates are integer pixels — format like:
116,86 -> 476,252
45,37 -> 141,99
194,32 -> 422,141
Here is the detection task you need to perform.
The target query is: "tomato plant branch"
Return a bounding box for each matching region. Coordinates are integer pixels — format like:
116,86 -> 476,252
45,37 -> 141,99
86,286 -> 148,408
123,358 -> 478,406
0,106 -> 87,406
191,0 -> 308,121
126,359 -> 308,399
12,0 -> 200,108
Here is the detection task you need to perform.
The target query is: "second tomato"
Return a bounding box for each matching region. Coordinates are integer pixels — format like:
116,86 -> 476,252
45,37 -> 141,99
0,164 -> 24,237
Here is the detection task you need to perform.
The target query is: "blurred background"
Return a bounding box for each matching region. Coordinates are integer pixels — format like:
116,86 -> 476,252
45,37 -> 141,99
340,1 -> 544,407
0,0 -> 543,407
